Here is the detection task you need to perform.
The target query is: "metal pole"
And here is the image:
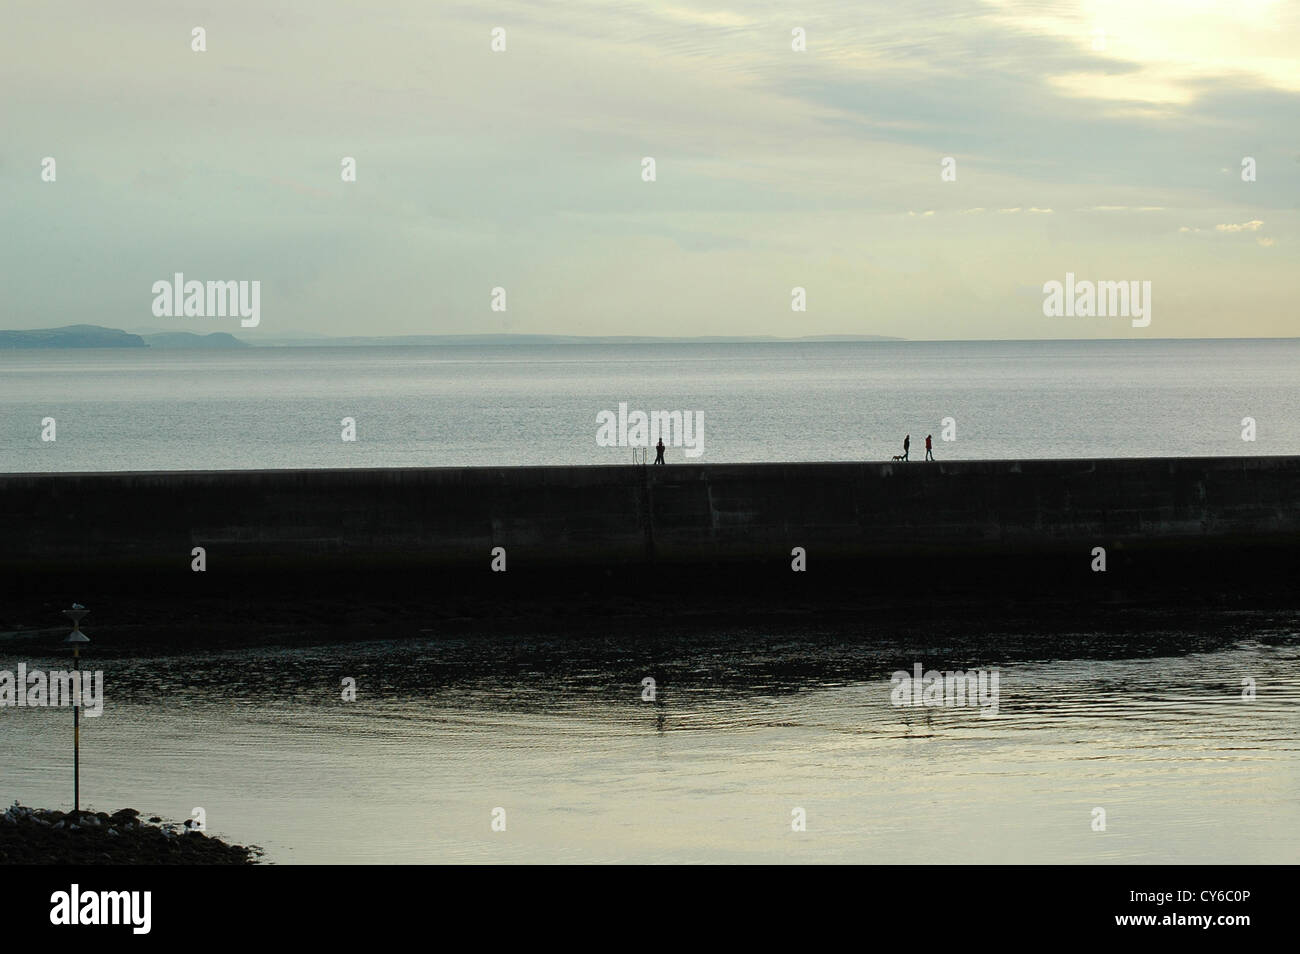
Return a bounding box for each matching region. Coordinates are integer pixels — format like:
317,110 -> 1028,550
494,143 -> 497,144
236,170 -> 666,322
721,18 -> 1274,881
73,647 -> 80,813
63,605 -> 89,815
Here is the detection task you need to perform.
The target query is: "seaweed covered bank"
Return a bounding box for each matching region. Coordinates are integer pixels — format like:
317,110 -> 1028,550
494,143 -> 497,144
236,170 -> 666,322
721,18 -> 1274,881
0,803 -> 260,864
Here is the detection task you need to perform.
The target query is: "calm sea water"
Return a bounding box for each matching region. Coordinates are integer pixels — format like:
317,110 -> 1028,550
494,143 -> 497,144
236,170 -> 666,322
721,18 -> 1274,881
2,339 -> 1298,471
3,628 -> 1297,863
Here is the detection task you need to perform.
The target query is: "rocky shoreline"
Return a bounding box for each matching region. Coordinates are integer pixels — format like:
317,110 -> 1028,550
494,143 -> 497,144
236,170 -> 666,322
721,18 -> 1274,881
0,803 -> 260,864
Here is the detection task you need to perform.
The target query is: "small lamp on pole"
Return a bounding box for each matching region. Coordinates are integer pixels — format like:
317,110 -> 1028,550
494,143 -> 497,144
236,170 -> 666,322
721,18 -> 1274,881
63,604 -> 89,814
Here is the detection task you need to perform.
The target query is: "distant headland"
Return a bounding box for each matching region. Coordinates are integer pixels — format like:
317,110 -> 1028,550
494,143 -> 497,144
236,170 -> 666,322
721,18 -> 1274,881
0,325 -> 247,350
0,324 -> 902,349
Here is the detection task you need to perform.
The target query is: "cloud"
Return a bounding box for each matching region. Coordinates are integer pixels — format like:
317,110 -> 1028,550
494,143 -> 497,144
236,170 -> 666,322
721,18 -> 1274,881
658,6 -> 755,28
1,0 -> 1296,339
1081,205 -> 1166,212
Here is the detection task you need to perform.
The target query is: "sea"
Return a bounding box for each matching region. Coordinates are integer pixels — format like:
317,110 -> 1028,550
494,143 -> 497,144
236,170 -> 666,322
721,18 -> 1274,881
2,338 -> 1298,863
3,631 -> 1297,863
1,338 -> 1297,471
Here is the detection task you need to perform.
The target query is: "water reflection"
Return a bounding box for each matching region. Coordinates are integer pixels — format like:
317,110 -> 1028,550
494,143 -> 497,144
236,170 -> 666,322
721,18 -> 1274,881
2,624 -> 1297,864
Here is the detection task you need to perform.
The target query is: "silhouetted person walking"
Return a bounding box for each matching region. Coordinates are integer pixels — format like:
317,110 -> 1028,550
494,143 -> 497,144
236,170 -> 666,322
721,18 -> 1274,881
903,434 -> 910,461
654,438 -> 665,465
925,434 -> 934,460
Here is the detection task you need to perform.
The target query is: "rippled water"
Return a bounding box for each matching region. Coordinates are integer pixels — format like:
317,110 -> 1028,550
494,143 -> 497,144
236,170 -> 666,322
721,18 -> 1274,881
3,628 -> 1297,863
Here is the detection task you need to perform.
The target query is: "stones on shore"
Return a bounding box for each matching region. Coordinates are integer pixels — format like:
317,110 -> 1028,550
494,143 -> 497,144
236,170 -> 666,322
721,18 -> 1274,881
0,802 -> 260,865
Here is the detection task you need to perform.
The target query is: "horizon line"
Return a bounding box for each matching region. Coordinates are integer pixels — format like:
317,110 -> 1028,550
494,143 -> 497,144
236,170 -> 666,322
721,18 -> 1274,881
6,324 -> 1300,347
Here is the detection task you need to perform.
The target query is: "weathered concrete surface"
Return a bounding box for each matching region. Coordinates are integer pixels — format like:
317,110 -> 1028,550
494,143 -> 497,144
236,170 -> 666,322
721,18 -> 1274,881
1,457 -> 1296,572
2,457 -> 1289,639
0,457 -> 1295,642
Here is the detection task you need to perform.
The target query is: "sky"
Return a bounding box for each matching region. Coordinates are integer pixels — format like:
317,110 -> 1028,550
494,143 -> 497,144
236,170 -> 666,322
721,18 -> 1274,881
2,0 -> 1297,340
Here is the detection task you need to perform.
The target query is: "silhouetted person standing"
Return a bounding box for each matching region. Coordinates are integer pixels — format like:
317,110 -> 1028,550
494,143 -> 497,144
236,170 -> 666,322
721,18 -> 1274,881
903,434 -> 910,461
654,438 -> 665,464
925,434 -> 934,460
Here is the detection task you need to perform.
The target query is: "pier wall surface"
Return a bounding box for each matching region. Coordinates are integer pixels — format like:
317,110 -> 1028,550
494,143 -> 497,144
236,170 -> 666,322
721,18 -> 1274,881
2,458 -> 1296,637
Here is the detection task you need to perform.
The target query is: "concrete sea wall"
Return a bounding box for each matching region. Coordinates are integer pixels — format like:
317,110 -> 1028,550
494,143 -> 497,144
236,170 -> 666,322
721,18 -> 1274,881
1,458 -> 1296,632
1,457 -> 1296,570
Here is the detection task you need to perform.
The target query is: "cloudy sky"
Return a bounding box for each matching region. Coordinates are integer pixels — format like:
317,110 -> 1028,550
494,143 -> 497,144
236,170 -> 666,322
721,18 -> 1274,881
2,0 -> 1296,340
